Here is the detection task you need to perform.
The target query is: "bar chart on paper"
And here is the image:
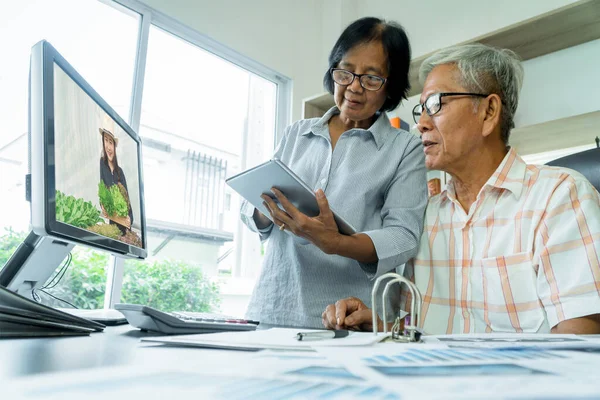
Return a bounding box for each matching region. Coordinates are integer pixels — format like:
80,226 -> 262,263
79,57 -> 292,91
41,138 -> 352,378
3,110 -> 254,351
217,376 -> 399,399
358,349 -> 560,378
12,370 -> 402,400
362,348 -> 566,365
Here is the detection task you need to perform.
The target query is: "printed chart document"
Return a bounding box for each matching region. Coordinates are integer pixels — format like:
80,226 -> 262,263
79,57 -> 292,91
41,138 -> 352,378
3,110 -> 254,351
142,328 -> 390,351
4,354 -> 399,400
4,332 -> 600,400
8,339 -> 600,400
315,337 -> 600,399
422,333 -> 600,349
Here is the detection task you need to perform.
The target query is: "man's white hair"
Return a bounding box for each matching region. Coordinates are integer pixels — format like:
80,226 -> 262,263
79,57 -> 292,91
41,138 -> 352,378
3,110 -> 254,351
419,44 -> 524,145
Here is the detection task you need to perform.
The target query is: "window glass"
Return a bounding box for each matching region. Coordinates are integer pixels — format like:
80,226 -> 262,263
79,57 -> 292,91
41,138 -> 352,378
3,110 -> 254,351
121,25 -> 277,315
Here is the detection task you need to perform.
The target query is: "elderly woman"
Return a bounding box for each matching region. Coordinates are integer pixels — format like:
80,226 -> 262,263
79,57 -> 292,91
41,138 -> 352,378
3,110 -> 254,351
241,17 -> 427,328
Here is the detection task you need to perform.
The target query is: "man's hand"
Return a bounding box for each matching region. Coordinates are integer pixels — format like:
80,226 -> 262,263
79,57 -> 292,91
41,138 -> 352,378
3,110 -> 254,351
322,297 -> 385,332
261,188 -> 342,254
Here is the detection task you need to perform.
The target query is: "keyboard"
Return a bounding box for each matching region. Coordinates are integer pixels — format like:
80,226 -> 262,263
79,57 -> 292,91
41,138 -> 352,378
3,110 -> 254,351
115,303 -> 259,334
169,311 -> 259,325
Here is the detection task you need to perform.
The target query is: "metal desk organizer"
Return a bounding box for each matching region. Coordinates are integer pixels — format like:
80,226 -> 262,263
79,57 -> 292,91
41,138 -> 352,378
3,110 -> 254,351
371,272 -> 423,342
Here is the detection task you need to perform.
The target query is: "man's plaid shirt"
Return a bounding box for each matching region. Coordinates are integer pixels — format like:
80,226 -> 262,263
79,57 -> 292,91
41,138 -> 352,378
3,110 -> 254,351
404,148 -> 600,334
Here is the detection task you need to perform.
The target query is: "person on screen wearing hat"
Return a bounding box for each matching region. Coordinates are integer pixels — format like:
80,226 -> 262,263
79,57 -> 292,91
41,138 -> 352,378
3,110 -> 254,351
99,114 -> 133,232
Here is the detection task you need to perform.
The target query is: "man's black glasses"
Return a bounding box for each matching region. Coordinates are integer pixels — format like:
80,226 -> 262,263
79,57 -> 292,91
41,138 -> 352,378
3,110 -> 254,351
412,92 -> 490,124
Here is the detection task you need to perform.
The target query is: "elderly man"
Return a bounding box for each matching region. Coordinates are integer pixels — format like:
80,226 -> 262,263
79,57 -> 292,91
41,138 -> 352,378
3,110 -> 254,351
323,44 -> 600,334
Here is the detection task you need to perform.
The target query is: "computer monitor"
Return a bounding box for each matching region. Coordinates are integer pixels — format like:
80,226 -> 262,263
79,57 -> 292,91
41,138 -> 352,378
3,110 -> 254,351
0,40 -> 147,296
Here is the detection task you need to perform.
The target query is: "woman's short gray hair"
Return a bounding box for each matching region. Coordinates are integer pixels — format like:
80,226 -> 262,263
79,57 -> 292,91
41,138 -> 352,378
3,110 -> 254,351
419,44 -> 524,145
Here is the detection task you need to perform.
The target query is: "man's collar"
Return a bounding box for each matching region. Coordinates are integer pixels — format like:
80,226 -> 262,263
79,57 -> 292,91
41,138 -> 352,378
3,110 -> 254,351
442,147 -> 527,202
307,106 -> 396,150
485,147 -> 527,198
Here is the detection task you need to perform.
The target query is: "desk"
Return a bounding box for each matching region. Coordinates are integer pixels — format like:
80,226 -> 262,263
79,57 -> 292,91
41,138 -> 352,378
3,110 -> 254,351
0,325 -> 255,380
3,326 -> 600,399
0,325 -> 402,399
0,325 -> 146,378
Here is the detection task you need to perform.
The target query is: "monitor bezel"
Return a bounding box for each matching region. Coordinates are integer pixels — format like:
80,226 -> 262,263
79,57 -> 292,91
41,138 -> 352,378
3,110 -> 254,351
30,40 -> 147,259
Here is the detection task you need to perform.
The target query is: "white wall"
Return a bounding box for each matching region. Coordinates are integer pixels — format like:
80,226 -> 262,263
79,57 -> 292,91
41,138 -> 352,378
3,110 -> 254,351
515,38 -> 600,128
355,0 -> 578,58
317,0 -> 579,70
139,0 -> 326,123
320,0 -> 361,66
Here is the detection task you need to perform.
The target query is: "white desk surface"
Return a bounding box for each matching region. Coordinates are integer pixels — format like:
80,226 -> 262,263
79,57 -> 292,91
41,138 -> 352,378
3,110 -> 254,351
3,325 -> 600,400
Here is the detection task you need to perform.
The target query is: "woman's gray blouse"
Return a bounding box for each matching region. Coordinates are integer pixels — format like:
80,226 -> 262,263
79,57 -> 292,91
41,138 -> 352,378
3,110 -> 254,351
241,107 -> 427,328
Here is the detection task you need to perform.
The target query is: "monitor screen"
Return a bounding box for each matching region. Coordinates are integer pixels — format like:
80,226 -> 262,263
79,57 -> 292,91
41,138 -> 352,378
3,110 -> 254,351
27,40 -> 147,259
53,64 -> 143,249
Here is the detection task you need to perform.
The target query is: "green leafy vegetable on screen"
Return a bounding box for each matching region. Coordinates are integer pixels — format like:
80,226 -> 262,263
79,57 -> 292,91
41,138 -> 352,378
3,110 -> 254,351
98,181 -> 114,216
110,184 -> 129,217
98,181 -> 129,217
55,190 -> 103,228
87,223 -> 122,240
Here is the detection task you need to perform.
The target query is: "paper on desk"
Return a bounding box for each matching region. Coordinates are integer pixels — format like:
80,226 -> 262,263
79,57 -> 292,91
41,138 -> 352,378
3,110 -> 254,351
142,327 -> 390,351
6,335 -> 600,400
315,340 -> 600,399
5,360 -> 401,400
423,333 -> 600,350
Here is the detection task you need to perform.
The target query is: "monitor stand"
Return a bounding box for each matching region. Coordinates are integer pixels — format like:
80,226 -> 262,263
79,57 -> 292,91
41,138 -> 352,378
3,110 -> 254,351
0,231 -> 74,297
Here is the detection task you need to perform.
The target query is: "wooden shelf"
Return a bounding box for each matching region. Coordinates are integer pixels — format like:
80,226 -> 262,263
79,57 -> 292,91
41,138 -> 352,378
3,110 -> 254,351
302,92 -> 335,119
510,110 -> 600,156
408,0 -> 600,96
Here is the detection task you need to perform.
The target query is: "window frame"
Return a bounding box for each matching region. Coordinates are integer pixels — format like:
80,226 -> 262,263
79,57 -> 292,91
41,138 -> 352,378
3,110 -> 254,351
100,0 -> 292,307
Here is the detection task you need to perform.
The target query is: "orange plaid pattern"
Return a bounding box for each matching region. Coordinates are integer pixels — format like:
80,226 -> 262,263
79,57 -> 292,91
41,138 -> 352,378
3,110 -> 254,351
403,148 -> 600,334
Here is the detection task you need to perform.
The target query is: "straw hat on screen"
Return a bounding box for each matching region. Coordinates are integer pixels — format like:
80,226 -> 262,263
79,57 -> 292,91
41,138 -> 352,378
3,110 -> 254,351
99,113 -> 118,145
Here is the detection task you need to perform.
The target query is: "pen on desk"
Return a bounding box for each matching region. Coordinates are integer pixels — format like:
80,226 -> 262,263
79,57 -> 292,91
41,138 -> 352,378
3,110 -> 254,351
296,330 -> 349,341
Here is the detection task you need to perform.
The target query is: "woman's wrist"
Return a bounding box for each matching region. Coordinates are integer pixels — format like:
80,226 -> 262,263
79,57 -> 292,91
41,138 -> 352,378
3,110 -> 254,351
334,233 -> 378,264
253,208 -> 272,229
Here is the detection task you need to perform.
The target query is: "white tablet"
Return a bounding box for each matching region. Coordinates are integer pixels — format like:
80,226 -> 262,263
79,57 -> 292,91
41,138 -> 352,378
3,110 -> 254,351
226,159 -> 357,235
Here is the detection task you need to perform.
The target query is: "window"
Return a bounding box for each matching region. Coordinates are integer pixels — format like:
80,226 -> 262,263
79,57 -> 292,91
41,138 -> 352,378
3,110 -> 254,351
0,0 -> 291,316
0,0 -> 139,308
121,25 -> 279,316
